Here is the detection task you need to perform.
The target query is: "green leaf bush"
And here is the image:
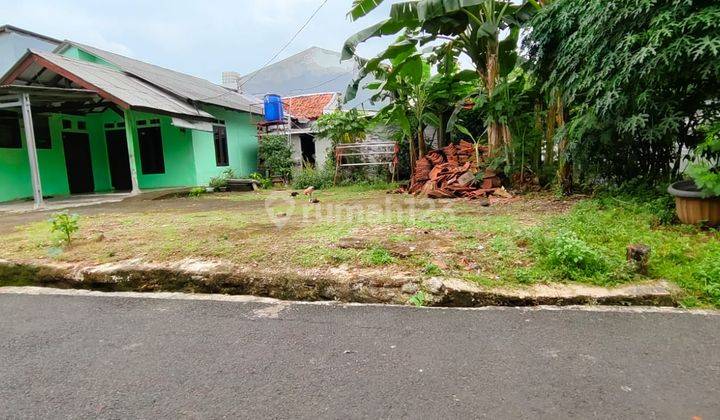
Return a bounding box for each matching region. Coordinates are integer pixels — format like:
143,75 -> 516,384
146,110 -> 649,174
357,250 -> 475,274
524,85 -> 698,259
693,257 -> 720,307
687,123 -> 720,197
208,168 -> 237,189
259,135 -> 293,180
540,230 -> 609,281
291,163 -> 333,190
50,212 -> 79,245
526,0 -> 720,183
249,172 -> 272,189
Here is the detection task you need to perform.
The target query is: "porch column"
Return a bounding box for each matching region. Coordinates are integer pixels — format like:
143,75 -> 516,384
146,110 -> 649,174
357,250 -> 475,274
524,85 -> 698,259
123,109 -> 141,195
19,93 -> 44,209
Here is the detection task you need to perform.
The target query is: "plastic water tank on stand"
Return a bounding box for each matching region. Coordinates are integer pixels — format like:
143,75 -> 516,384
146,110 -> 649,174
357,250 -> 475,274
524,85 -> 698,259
263,94 -> 284,122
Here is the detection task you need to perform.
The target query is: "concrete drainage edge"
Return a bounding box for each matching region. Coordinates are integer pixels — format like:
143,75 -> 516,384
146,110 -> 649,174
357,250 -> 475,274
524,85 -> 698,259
0,259 -> 680,307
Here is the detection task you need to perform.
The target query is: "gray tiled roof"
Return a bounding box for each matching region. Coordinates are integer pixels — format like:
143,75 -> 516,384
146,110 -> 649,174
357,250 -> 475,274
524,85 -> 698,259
31,51 -> 214,119
57,41 -> 262,114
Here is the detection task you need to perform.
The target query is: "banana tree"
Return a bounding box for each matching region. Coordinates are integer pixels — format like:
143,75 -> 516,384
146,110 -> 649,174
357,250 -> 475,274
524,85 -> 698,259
343,0 -> 537,158
361,49 -> 431,174
348,35 -> 478,173
424,53 -> 479,147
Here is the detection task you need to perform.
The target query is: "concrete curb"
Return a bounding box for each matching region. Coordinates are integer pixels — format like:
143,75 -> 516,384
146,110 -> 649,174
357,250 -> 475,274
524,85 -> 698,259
0,258 -> 681,308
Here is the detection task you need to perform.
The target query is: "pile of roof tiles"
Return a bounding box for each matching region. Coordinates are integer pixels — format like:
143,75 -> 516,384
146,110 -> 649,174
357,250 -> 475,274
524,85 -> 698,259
408,140 -> 511,200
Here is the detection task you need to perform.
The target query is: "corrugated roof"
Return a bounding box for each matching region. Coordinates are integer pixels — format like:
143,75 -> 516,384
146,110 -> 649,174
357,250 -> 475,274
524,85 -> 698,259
0,25 -> 62,45
56,41 -> 262,114
283,92 -> 337,120
7,50 -> 214,120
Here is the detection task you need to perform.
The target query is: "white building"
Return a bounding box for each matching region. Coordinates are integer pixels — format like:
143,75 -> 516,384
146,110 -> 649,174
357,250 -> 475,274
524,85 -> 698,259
282,92 -> 341,170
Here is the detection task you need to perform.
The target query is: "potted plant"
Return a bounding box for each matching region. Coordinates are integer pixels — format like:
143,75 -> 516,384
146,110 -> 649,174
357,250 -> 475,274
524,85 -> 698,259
668,123 -> 720,225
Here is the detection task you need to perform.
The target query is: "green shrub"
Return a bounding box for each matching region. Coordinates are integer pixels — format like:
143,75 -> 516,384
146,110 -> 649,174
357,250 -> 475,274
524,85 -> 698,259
543,230 -> 609,280
189,187 -> 205,197
291,163 -> 333,190
221,168 -> 237,179
694,258 -> 720,306
688,165 -> 720,198
50,212 -> 79,244
208,176 -> 228,189
316,109 -> 371,144
249,172 -> 272,189
687,122 -> 720,197
592,181 -> 678,226
208,168 -> 237,189
259,135 -> 293,179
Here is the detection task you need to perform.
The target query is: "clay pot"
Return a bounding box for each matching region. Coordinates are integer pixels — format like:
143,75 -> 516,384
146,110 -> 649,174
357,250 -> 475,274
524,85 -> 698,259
668,180 -> 720,226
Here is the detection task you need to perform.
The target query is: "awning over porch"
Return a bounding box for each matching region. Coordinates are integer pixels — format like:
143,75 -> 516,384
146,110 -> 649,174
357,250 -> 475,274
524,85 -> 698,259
0,84 -> 105,113
0,51 -> 222,210
0,84 -> 144,209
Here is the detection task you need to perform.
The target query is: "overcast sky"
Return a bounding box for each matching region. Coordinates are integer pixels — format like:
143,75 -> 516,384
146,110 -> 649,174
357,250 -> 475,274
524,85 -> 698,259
2,0 -> 397,83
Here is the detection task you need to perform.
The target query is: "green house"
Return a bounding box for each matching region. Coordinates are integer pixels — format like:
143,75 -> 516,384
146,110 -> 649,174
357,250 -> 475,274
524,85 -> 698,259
0,40 -> 263,207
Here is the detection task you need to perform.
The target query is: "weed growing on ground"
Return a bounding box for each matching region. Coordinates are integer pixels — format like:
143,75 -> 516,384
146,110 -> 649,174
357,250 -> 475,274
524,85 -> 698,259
365,246 -> 394,265
423,262 -> 443,276
540,230 -> 610,280
388,233 -> 413,243
521,198 -> 720,305
693,257 -> 720,307
408,290 -> 427,307
49,212 -> 79,245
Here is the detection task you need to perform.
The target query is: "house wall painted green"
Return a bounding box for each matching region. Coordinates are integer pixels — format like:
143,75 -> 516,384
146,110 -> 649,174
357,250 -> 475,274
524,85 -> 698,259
0,46 -> 260,203
193,105 -> 259,185
99,110 -> 199,189
1,106 -> 260,202
1,114 -> 98,201
61,46 -> 118,69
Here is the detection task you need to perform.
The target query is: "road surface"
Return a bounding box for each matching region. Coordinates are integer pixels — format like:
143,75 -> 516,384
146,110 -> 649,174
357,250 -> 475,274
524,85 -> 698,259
1,288 -> 718,419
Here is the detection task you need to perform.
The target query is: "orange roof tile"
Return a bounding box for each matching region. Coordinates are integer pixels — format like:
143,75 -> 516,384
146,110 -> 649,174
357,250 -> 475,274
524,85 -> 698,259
283,93 -> 336,120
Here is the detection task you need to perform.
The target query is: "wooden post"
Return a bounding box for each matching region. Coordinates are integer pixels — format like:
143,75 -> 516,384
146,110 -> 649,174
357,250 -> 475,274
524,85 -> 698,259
333,147 -> 341,186
123,109 -> 141,195
20,93 -> 44,209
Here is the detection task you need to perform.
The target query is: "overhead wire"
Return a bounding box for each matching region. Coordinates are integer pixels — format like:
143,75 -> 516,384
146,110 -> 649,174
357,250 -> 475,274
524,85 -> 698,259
197,0 -> 330,102
237,0 -> 330,92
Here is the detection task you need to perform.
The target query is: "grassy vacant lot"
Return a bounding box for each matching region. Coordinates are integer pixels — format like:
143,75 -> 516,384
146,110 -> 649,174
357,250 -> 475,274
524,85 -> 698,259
1,183 -> 719,307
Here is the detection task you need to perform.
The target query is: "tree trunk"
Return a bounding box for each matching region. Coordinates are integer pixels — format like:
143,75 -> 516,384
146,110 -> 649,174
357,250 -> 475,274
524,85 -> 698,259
545,95 -> 556,166
408,135 -> 416,178
488,123 -> 502,157
437,113 -> 446,148
418,124 -> 427,157
671,122 -> 690,178
485,45 -> 511,158
534,101 -> 544,171
555,94 -> 573,194
502,124 -> 512,164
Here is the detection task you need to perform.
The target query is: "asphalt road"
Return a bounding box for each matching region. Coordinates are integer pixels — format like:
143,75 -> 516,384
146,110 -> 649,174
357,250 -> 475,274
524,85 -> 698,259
1,289 -> 718,419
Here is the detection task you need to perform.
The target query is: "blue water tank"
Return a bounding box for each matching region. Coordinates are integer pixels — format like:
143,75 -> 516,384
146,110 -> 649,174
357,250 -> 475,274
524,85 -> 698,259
263,94 -> 284,122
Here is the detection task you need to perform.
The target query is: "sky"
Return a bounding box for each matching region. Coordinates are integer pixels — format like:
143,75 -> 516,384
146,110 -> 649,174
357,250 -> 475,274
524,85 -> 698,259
1,0 -> 399,83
